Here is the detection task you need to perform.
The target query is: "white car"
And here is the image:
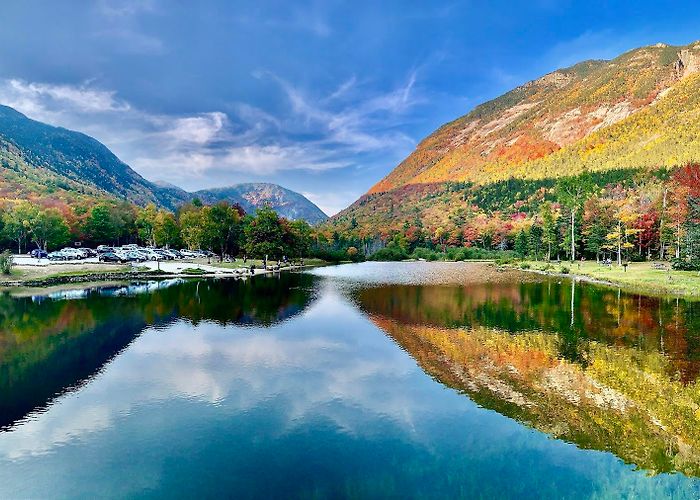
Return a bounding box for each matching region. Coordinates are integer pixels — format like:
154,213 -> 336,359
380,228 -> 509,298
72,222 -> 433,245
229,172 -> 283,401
138,249 -> 162,261
60,248 -> 85,260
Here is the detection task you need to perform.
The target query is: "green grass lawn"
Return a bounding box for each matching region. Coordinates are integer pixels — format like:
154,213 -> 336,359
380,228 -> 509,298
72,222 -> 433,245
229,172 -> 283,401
517,260 -> 700,298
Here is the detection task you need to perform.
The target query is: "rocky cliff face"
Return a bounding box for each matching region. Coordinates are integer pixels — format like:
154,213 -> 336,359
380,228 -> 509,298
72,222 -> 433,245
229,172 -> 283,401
366,41 -> 700,195
194,183 -> 328,224
329,41 -> 700,234
675,45 -> 700,78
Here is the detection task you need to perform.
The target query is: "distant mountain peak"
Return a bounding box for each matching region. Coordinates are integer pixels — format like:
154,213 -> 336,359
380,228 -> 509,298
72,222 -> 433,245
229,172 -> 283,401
0,104 -> 326,224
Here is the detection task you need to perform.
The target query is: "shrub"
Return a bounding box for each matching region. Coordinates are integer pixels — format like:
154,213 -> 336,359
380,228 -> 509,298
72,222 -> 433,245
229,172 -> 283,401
312,248 -> 364,263
559,265 -> 570,274
495,256 -> 516,266
0,251 -> 14,275
672,258 -> 700,271
369,246 -> 409,261
519,262 -> 531,269
411,247 -> 441,261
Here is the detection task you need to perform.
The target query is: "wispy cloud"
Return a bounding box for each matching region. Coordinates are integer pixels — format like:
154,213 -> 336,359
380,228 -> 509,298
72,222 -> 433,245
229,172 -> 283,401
302,190 -> 361,217
1,79 -> 130,117
0,71 -> 420,211
92,0 -> 165,54
265,69 -> 419,153
96,0 -> 158,18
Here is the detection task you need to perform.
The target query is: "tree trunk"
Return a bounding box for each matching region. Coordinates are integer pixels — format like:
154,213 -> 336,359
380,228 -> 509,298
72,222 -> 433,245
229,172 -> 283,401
617,221 -> 622,266
570,208 -> 576,262
660,188 -> 667,260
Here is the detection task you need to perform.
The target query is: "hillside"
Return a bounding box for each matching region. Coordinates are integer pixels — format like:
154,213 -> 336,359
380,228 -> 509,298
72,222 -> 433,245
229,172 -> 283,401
0,105 -> 325,223
194,183 -> 327,224
330,41 -> 700,235
0,105 -> 160,206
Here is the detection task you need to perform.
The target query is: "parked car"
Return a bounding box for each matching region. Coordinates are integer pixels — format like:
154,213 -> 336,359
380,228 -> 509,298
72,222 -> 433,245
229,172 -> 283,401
60,248 -> 85,260
121,251 -> 145,262
82,248 -> 98,257
138,249 -> 162,261
192,249 -> 215,258
99,252 -> 124,263
179,249 -> 198,258
48,251 -> 70,261
97,245 -> 115,254
163,249 -> 182,259
154,249 -> 174,260
29,249 -> 48,258
160,249 -> 180,259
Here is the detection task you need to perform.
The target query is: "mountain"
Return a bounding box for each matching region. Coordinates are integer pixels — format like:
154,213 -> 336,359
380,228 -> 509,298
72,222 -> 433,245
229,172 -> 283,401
193,183 -> 327,224
0,104 -> 160,206
330,41 -> 700,234
0,105 -> 326,223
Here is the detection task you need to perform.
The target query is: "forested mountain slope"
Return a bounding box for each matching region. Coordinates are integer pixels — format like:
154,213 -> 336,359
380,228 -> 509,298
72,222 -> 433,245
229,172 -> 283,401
373,41 -> 700,192
330,41 -> 700,236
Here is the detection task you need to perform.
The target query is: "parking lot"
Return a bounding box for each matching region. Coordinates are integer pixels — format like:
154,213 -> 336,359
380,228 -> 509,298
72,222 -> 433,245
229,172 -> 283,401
14,255 -> 104,266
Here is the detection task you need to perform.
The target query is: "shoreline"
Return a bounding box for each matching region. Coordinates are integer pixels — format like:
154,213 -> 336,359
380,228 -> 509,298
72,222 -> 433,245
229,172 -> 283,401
0,262 -> 313,288
503,265 -> 617,288
499,260 -> 700,299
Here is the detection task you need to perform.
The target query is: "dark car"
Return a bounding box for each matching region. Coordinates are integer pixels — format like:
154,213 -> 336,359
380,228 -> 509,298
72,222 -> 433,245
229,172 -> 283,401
154,249 -> 174,260
29,249 -> 48,258
99,252 -> 124,263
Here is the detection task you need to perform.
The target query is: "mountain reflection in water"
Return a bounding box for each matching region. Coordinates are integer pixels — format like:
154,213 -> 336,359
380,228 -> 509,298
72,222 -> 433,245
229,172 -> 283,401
0,262 -> 699,498
0,273 -> 316,430
353,269 -> 700,476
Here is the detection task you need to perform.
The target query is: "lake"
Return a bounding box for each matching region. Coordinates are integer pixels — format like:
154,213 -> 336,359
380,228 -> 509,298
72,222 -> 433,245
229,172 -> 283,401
1,262 -> 700,498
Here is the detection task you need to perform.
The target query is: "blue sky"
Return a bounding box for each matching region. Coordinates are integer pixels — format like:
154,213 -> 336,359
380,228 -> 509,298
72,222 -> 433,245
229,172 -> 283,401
1,1 -> 700,214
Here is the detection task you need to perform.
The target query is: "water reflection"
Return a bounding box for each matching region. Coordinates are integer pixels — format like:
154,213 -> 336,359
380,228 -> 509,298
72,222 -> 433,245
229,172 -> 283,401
352,269 -> 700,476
354,279 -> 700,381
0,273 -> 316,430
0,263 -> 699,498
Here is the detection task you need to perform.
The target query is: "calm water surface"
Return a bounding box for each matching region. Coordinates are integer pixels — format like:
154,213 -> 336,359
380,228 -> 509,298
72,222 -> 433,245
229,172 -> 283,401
1,262 -> 700,498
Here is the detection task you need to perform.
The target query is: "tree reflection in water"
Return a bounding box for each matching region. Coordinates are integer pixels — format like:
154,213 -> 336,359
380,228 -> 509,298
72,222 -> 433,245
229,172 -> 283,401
355,279 -> 700,477
0,273 -> 316,430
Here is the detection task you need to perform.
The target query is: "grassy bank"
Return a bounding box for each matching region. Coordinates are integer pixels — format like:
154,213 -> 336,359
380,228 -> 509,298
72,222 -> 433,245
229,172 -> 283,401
207,258 -> 329,270
0,257 -> 330,288
511,260 -> 700,298
0,264 -> 133,284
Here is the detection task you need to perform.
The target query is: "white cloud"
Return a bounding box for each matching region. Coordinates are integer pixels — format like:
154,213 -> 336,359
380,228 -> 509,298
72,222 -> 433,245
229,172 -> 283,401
2,79 -> 129,118
302,190 -> 360,217
158,112 -> 228,145
0,72 -> 420,206
269,70 -> 418,153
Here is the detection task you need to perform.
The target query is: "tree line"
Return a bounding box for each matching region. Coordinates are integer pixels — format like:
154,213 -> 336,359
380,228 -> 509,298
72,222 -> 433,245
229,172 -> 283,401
0,198 -> 324,261
324,164 -> 700,269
